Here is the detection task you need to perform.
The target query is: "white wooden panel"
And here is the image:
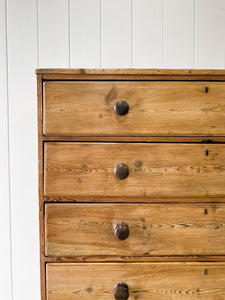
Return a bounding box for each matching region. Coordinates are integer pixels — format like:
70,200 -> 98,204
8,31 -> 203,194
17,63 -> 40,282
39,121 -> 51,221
133,0 -> 163,68
101,0 -> 132,67
0,0 -> 12,298
164,0 -> 194,68
70,0 -> 100,68
7,0 -> 40,299
195,0 -> 225,68
38,0 -> 69,67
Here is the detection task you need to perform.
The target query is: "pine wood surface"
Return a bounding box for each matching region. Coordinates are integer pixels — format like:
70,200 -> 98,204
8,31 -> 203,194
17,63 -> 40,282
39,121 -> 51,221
36,68 -> 225,75
44,255 -> 225,263
43,196 -> 225,203
38,69 -> 225,300
36,68 -> 225,80
45,203 -> 225,257
42,136 -> 225,142
44,142 -> 225,197
44,81 -> 225,137
47,262 -> 225,299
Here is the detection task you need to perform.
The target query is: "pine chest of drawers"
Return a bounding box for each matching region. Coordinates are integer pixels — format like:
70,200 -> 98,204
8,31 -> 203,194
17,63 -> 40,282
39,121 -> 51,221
37,69 -> 225,300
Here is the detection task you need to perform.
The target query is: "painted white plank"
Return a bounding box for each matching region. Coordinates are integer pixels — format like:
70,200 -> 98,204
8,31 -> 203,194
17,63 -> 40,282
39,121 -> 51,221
38,0 -> 69,67
70,0 -> 100,68
7,0 -> 40,299
133,0 -> 163,68
164,0 -> 195,68
196,0 -> 225,68
101,0 -> 132,68
0,0 -> 12,298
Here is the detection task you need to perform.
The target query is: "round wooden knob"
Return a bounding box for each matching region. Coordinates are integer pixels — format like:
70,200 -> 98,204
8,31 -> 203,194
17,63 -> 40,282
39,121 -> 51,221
114,101 -> 129,116
114,222 -> 130,241
114,164 -> 129,180
114,282 -> 129,300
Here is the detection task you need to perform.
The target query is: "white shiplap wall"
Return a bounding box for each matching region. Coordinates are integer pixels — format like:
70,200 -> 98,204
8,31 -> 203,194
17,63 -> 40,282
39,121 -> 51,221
1,0 -> 225,299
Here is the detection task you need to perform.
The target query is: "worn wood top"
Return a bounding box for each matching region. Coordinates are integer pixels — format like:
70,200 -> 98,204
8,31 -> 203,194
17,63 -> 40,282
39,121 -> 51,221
36,68 -> 225,75
36,68 -> 225,81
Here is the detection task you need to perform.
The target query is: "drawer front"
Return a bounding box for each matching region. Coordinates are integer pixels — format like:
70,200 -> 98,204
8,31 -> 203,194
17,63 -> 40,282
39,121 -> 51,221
44,143 -> 225,197
43,81 -> 225,137
45,203 -> 225,257
47,263 -> 225,299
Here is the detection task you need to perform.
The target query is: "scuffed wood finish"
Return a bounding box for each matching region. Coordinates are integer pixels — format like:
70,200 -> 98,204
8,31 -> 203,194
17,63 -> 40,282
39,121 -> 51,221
44,142 -> 225,197
47,262 -> 225,299
43,135 -> 225,143
36,68 -> 225,75
44,255 -> 225,263
45,203 -> 225,257
38,69 -> 225,300
36,68 -> 225,80
44,195 -> 225,203
44,81 -> 225,137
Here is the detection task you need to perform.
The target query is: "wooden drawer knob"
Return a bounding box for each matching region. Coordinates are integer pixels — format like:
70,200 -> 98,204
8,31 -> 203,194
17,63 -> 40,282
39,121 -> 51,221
114,101 -> 129,116
114,222 -> 130,241
114,163 -> 129,180
114,282 -> 129,300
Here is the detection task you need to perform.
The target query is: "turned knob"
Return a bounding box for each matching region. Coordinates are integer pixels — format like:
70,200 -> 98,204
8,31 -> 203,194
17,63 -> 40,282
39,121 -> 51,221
114,164 -> 129,180
114,101 -> 129,116
114,222 -> 130,241
114,282 -> 129,300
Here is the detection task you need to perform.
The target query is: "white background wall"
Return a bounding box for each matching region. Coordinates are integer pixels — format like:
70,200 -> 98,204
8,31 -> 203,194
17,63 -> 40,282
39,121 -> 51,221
1,0 -> 225,299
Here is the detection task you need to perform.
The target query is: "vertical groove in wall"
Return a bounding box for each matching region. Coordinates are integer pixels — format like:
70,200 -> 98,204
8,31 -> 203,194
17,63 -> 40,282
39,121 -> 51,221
36,0 -> 39,68
100,0 -> 102,68
162,0 -> 165,68
131,0 -> 133,68
194,0 -> 196,68
5,0 -> 13,298
163,0 -> 165,67
68,0 -> 71,68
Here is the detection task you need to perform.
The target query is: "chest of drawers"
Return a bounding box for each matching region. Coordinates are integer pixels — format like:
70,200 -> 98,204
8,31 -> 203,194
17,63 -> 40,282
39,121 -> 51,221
37,69 -> 225,300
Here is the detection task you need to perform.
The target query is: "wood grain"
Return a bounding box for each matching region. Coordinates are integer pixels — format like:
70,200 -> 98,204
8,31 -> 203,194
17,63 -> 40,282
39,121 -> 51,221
44,195 -> 225,203
44,142 -> 225,197
45,203 -> 225,257
44,255 -> 225,263
43,74 -> 225,81
47,262 -> 225,299
39,69 -> 225,299
36,68 -> 225,75
42,136 -> 225,143
43,81 -> 225,137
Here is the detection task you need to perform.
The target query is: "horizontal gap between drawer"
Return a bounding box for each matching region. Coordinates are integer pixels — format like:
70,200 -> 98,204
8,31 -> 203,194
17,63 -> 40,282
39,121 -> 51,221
41,139 -> 225,144
43,200 -> 225,204
42,79 -> 225,82
44,256 -> 225,263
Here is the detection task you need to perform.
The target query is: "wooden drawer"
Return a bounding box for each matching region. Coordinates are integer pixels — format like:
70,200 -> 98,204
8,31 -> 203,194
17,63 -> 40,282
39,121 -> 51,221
47,262 -> 225,299
45,203 -> 225,257
38,70 -> 225,300
44,142 -> 225,197
43,81 -> 225,137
